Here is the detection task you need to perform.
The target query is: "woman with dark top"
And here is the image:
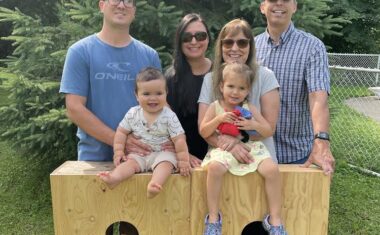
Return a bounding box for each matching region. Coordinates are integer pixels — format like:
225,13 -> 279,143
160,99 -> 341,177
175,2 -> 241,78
165,13 -> 212,167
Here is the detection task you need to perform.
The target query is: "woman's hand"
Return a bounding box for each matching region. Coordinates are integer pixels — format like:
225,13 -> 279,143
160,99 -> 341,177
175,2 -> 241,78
125,134 -> 152,156
189,154 -> 202,168
217,134 -> 239,151
161,140 -> 175,153
229,144 -> 253,164
217,134 -> 252,164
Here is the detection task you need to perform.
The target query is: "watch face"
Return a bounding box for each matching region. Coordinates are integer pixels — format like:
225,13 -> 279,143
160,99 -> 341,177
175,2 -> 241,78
316,132 -> 329,140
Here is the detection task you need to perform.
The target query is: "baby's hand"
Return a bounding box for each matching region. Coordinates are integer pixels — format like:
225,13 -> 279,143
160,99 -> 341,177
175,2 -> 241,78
178,160 -> 191,177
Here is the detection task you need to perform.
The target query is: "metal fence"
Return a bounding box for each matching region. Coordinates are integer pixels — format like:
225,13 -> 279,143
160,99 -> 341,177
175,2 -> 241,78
328,53 -> 380,174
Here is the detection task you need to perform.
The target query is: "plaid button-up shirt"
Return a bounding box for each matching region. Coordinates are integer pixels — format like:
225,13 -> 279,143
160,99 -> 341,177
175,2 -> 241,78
255,23 -> 330,163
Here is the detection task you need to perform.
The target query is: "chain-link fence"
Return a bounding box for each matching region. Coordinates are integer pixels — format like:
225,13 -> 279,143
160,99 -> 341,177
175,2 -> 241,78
328,53 -> 380,174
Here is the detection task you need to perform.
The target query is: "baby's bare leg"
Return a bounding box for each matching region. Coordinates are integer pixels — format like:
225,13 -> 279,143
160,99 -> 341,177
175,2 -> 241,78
147,161 -> 174,198
98,159 -> 140,189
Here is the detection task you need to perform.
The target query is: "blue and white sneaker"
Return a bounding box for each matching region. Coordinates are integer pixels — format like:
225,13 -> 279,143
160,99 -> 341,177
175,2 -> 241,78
262,214 -> 288,235
203,212 -> 222,235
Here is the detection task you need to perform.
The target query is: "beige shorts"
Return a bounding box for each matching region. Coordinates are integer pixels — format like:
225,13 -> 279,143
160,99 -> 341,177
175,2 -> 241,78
128,151 -> 177,172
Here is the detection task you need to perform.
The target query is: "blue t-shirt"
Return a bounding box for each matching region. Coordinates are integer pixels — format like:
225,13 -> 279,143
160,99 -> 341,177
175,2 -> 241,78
60,34 -> 161,161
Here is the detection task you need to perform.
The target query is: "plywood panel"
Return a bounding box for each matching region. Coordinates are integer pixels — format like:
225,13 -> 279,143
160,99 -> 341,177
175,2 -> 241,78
50,161 -> 191,235
190,165 -> 330,235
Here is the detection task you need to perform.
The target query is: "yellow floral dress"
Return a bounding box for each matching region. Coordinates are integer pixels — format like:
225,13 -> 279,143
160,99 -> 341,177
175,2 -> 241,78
201,101 -> 271,176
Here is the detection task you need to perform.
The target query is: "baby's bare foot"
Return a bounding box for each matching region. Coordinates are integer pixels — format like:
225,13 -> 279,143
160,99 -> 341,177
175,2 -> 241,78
97,171 -> 119,189
147,182 -> 162,198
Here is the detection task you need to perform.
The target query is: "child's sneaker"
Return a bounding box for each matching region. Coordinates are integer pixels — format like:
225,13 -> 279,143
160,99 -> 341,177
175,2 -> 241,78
262,214 -> 288,235
203,212 -> 222,235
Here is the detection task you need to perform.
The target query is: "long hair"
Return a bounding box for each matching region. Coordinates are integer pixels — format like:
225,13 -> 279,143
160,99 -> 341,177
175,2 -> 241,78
212,19 -> 259,100
166,13 -> 210,116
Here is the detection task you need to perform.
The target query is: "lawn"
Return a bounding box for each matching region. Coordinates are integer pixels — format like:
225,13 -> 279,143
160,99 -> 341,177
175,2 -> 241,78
0,141 -> 57,234
0,87 -> 379,234
330,86 -> 380,172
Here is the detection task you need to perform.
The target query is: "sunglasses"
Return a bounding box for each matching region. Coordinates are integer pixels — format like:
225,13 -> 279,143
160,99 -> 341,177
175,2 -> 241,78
182,31 -> 208,43
221,39 -> 250,49
267,0 -> 294,3
107,0 -> 134,7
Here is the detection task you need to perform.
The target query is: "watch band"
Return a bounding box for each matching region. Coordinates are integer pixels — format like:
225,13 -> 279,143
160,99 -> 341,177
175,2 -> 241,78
314,132 -> 330,141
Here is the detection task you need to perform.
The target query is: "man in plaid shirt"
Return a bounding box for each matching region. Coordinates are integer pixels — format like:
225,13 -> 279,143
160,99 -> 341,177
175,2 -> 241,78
255,0 -> 335,176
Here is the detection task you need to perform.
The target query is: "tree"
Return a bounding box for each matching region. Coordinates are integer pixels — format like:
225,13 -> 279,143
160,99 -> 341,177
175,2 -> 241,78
324,0 -> 380,53
0,0 -> 60,62
159,0 -> 348,47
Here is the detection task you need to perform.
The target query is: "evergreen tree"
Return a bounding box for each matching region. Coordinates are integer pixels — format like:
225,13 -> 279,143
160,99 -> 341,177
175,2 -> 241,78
0,0 -> 60,61
324,0 -> 380,53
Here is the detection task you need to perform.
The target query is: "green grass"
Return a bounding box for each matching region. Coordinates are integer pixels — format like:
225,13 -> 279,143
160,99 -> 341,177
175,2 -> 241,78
0,88 -> 58,234
330,85 -> 380,172
0,87 -> 379,234
329,162 -> 380,234
0,142 -> 58,234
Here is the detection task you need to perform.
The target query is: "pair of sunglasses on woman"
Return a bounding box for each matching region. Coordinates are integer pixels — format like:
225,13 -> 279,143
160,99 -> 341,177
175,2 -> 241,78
182,31 -> 249,49
182,31 -> 208,43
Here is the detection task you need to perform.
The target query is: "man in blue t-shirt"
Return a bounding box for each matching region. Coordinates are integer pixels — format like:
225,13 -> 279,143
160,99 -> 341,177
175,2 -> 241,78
59,1 -> 160,234
60,0 -> 161,162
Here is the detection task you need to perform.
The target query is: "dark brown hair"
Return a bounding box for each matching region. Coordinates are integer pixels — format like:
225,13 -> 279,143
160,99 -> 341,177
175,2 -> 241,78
135,67 -> 166,93
165,13 -> 210,116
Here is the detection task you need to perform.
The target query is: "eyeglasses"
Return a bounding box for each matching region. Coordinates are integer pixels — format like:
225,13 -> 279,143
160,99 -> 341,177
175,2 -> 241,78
107,0 -> 134,7
266,0 -> 294,3
221,39 -> 250,49
182,31 -> 208,43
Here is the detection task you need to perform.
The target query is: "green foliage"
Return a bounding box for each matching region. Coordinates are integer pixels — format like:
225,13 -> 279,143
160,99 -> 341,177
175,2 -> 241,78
0,6 -> 68,79
152,0 -> 353,54
0,0 -> 60,63
132,1 -> 184,69
292,0 -> 349,39
0,76 -> 76,159
324,0 -> 380,53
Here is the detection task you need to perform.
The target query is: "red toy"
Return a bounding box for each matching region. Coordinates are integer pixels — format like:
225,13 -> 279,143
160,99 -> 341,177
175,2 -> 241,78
217,109 -> 242,137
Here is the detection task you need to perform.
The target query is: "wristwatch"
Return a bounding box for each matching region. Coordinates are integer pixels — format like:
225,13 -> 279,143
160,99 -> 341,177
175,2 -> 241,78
314,132 -> 330,141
